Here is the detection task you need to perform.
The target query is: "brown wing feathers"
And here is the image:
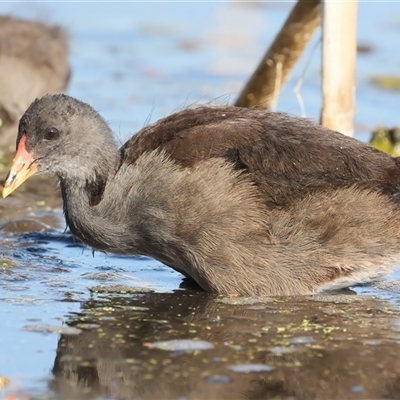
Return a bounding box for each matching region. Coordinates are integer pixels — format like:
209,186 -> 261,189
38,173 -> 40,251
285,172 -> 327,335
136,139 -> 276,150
120,106 -> 400,207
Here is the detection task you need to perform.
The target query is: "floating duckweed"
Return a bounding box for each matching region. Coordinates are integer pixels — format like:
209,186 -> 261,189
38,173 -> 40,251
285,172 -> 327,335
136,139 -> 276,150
261,326 -> 270,332
80,361 -> 95,367
89,284 -> 153,294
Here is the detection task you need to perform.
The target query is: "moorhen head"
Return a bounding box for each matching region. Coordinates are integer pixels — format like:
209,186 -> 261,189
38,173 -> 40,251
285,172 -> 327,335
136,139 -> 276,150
3,94 -> 400,296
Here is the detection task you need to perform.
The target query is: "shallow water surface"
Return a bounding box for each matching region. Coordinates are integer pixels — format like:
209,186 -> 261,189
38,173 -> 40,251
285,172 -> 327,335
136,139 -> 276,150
2,2 -> 400,400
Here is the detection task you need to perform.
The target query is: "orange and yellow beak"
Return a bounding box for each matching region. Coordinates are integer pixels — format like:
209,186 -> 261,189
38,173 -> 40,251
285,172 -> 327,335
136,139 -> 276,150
2,135 -> 37,198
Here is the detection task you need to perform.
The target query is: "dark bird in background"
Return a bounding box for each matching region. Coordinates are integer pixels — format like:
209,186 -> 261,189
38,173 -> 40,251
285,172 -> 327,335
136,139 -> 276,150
4,94 -> 400,296
0,15 -> 70,149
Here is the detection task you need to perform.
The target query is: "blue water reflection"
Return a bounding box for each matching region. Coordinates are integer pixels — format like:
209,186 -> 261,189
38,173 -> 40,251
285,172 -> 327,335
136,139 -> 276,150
1,2 -> 400,398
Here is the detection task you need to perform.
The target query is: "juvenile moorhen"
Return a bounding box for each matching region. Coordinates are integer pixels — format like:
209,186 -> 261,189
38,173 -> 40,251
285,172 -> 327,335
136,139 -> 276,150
4,94 -> 400,296
0,16 -> 70,148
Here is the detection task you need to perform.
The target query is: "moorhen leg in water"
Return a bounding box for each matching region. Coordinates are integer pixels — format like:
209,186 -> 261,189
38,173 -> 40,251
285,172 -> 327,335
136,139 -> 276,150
3,94 -> 400,296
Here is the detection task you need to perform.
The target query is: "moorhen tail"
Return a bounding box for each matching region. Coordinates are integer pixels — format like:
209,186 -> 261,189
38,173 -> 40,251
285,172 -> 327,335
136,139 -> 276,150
3,94 -> 400,296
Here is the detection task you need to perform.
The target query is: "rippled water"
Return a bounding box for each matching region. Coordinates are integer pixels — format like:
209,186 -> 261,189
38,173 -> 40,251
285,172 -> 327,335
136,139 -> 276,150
1,2 -> 400,399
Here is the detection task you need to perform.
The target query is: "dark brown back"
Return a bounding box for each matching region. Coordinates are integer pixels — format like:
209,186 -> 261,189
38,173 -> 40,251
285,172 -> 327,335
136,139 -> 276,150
121,106 -> 400,207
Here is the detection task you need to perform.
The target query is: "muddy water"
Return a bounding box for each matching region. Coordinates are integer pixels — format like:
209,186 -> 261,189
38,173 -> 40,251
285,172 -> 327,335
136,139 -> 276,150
2,2 -> 400,400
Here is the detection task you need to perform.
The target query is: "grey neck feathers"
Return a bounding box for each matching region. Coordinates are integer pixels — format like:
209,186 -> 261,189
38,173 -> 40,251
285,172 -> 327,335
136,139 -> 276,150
59,143 -> 130,253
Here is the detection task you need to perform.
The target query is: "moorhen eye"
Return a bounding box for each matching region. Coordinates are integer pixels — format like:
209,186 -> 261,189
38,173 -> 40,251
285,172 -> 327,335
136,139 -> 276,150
3,93 -> 400,297
45,127 -> 60,140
